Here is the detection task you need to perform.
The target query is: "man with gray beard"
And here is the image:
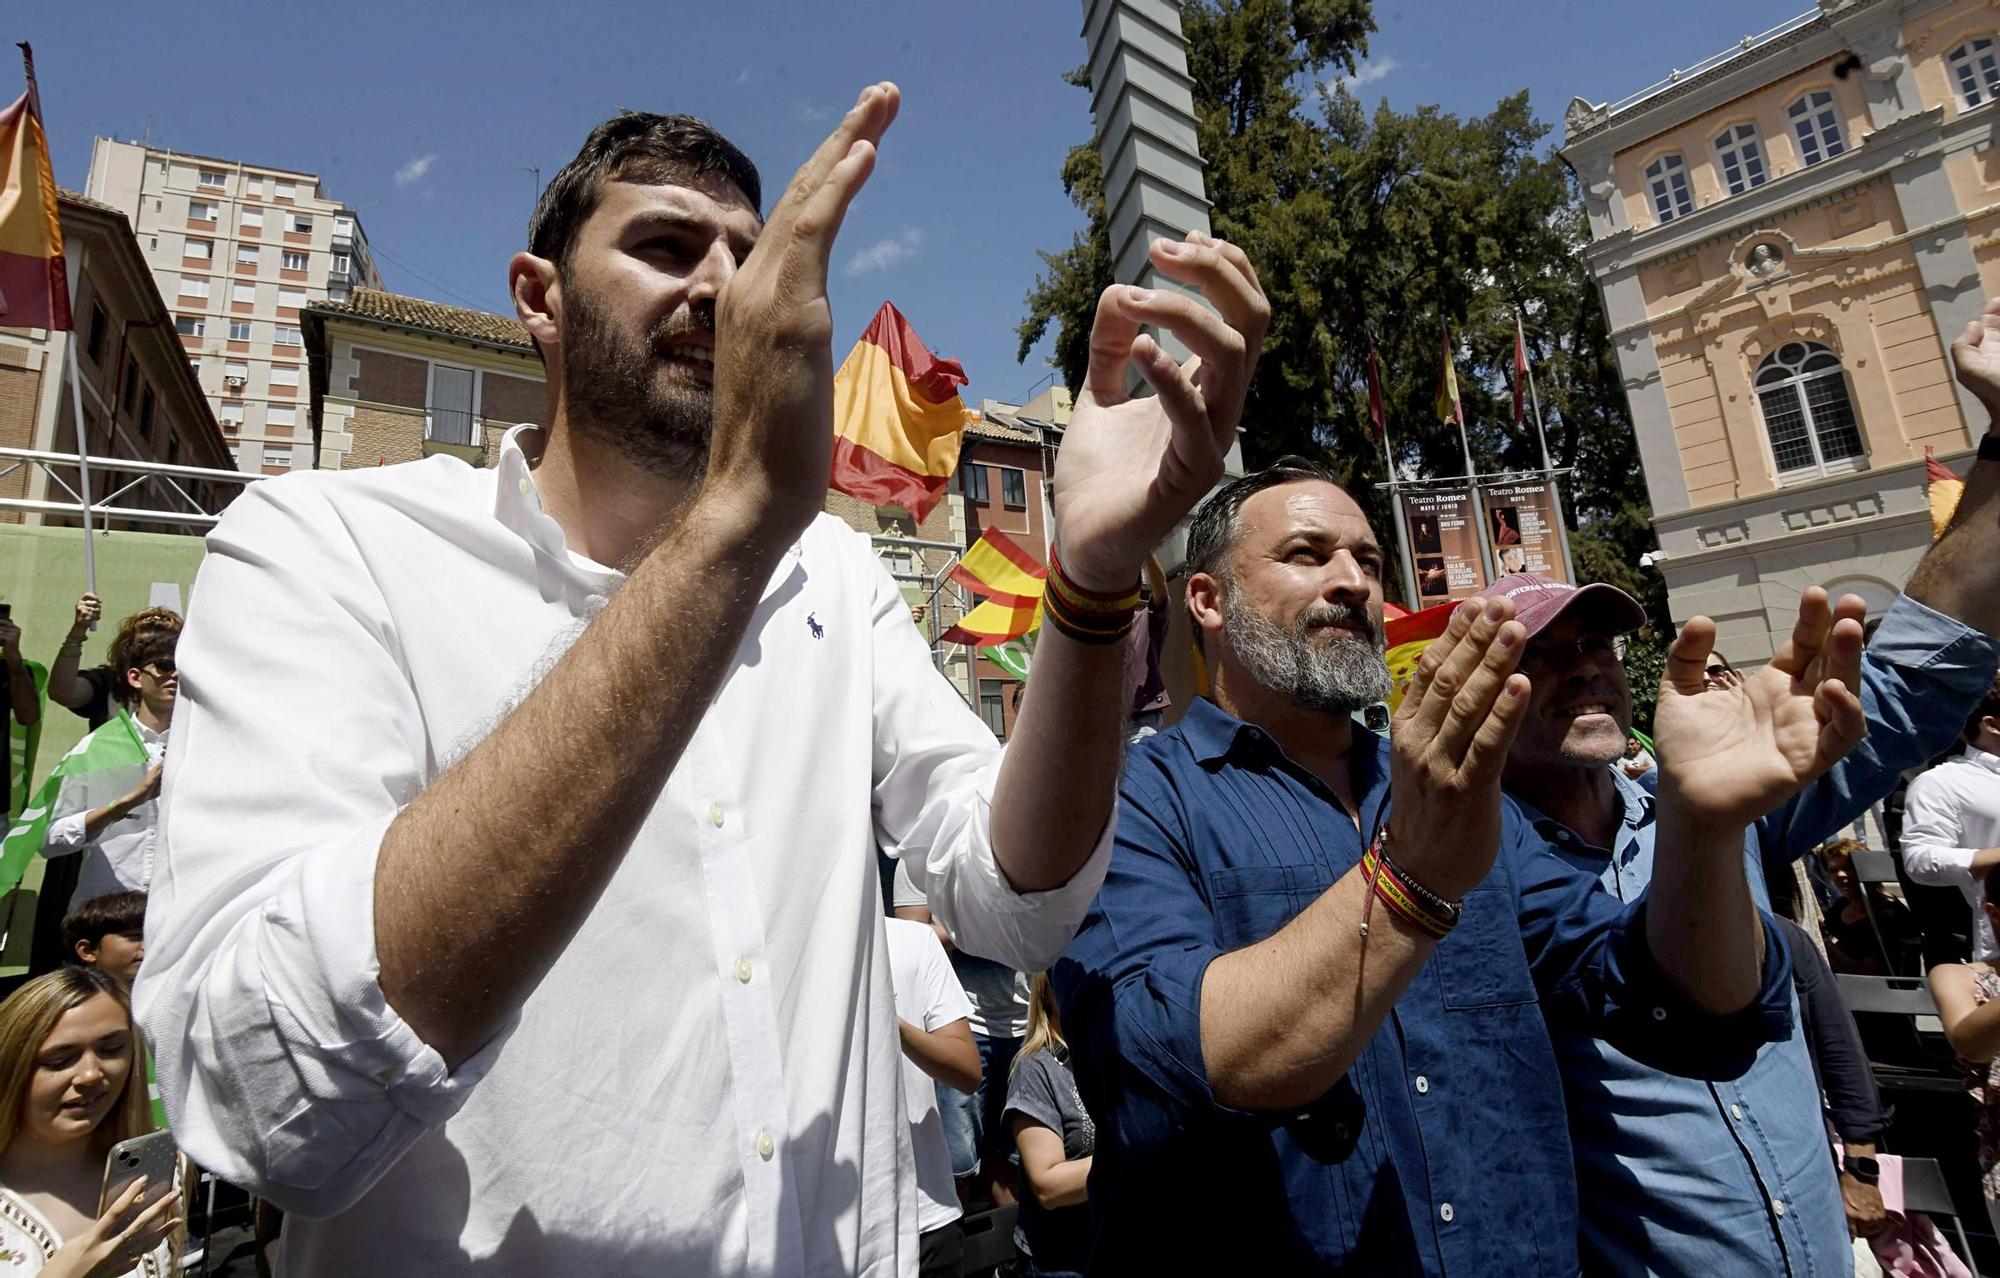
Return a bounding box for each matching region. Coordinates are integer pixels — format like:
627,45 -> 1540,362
1052,456 -> 1876,1273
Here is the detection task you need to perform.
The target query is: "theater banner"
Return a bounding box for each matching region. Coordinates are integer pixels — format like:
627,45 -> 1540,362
1479,478 -> 1572,583
1400,486 -> 1488,605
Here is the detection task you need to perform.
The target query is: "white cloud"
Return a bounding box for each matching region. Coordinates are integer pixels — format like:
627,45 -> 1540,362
1330,56 -> 1400,94
735,68 -> 753,85
844,228 -> 924,277
394,154 -> 437,188
796,103 -> 835,124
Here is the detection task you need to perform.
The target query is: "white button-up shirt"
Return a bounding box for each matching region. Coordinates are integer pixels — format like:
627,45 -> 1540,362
135,426 -> 1112,1277
1903,744 -> 2000,960
43,717 -> 167,907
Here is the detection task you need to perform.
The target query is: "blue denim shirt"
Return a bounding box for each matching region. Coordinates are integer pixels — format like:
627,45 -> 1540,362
1516,593 -> 2000,1278
1053,698 -> 1796,1275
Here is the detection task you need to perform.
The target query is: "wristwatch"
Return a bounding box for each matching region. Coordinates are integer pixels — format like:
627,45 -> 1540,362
1842,1153 -> 1880,1185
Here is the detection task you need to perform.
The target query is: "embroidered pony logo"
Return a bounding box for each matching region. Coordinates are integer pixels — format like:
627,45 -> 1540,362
806,613 -> 824,640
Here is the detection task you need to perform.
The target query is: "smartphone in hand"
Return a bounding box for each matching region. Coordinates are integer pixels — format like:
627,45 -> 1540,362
98,1130 -> 177,1217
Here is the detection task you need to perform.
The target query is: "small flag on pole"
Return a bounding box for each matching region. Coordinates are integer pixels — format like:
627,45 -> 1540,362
942,596 -> 1043,647
1926,445 -> 1964,540
1513,317 -> 1530,428
948,526 -> 1047,606
830,301 -> 973,520
1382,601 -> 1457,712
1365,342 -> 1387,443
0,44 -> 71,331
1433,325 -> 1462,426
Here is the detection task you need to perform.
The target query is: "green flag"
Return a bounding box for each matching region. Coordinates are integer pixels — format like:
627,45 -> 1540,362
7,660 -> 47,820
0,710 -> 150,898
987,637 -> 1033,681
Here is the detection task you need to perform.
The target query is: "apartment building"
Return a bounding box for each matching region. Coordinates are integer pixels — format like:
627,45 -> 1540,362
84,138 -> 383,476
1561,0 -> 1998,658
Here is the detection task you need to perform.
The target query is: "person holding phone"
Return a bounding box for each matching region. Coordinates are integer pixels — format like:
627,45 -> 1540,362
0,967 -> 179,1276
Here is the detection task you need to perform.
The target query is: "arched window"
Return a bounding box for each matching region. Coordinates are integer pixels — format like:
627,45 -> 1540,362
1645,153 -> 1694,223
1755,341 -> 1864,479
1713,123 -> 1769,195
1948,37 -> 2000,109
1787,91 -> 1847,166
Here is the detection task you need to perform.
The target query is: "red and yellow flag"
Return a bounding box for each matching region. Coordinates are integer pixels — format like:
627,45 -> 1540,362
1383,600 -> 1456,712
830,301 -> 972,520
947,526 -> 1046,606
0,46 -> 68,332
1927,445 -> 1964,541
942,596 -> 1043,647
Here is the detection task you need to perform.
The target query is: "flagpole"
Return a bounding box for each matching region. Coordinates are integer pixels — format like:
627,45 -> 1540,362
61,260 -> 97,595
1520,312 -> 1553,474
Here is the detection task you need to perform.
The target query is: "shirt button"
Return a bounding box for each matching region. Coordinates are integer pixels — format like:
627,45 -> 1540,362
517,476 -> 532,496
735,958 -> 753,984
1772,1200 -> 1786,1218
1651,1007 -> 1667,1021
1414,1075 -> 1430,1095
1730,1104 -> 1743,1121
708,803 -> 725,828
1439,1202 -> 1454,1223
756,1128 -> 775,1160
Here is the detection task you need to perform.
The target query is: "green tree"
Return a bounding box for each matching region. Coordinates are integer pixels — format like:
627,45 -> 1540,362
1017,0 -> 1667,673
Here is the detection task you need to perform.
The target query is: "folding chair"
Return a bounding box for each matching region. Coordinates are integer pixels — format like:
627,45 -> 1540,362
1899,1156 -> 1981,1277
1834,973 -> 1961,1092
956,1202 -> 1019,1277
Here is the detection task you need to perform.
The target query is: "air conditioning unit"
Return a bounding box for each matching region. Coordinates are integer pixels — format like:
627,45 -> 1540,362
224,376 -> 246,389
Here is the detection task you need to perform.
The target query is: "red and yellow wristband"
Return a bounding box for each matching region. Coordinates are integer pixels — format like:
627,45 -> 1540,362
1358,837 -> 1461,940
1043,544 -> 1140,644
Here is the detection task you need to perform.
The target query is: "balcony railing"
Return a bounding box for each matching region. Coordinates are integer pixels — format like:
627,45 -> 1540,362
425,406 -> 478,447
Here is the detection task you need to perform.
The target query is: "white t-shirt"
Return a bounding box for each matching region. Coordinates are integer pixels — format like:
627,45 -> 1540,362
893,859 -> 1033,1039
884,918 -> 973,1235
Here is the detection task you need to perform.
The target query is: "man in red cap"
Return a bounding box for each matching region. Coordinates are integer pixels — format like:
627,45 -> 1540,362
1492,301 -> 2000,1278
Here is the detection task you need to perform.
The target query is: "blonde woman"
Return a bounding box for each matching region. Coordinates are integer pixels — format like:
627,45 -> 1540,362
0,968 -> 178,1276
1004,974 -> 1094,1278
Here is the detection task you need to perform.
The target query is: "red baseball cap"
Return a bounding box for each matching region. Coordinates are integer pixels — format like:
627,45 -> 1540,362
1485,572 -> 1648,640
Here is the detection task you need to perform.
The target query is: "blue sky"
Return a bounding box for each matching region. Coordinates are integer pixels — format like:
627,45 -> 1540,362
18,0 -> 1808,406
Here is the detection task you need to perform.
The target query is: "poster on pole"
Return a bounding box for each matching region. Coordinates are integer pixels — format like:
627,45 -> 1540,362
1399,487 -> 1489,604
1478,477 -> 1572,583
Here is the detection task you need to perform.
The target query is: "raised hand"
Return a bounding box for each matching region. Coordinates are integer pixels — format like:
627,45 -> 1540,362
74,592 -> 101,631
44,1175 -> 180,1278
1052,234 -> 1271,592
1653,587 -> 1867,830
706,82 -> 899,536
1387,597 -> 1532,901
1953,294 -> 2000,420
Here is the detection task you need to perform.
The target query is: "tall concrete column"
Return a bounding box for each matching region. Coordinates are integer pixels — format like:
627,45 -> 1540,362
1079,0 -> 1243,501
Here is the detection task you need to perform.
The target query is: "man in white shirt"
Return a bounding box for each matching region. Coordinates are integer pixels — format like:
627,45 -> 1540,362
41,610 -> 179,907
136,85 -> 1271,1276
1903,675 -> 2000,960
883,916 -> 978,1276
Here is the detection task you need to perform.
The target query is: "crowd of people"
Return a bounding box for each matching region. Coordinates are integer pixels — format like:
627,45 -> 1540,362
1,81 -> 1999,1278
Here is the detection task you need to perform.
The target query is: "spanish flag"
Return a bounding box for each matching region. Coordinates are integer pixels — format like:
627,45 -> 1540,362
0,46 -> 69,332
1927,445 -> 1964,541
830,301 -> 972,520
948,526 -> 1046,606
1383,600 -> 1457,712
942,596 -> 1043,647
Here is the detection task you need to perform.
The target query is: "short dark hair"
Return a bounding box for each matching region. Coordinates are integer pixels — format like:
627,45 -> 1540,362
106,608 -> 180,706
1184,456 -> 1345,586
1967,672 -> 2000,745
528,112 -> 762,274
62,891 -> 146,960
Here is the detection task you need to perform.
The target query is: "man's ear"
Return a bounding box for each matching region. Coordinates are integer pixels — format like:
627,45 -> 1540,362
510,252 -> 563,358
73,938 -> 98,967
1187,572 -> 1225,650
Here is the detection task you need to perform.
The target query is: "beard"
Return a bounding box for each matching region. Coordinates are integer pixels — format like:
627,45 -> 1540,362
1223,590 -> 1392,715
558,281 -> 715,479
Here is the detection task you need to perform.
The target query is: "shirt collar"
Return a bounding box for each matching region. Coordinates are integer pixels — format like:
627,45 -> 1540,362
1511,763 -> 1655,851
1962,745 -> 2000,775
1176,696 -> 1390,786
489,423 -> 802,601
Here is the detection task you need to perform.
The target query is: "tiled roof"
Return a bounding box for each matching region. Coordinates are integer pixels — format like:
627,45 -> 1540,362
310,288 -> 534,351
56,187 -> 124,217
966,411 -> 1041,445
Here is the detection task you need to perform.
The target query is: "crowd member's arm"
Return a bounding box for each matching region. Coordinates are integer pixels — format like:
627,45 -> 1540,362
42,764 -> 161,853
46,594 -> 101,710
1931,963 -> 2000,1063
1902,770 -> 1999,889
894,236 -> 1267,965
1643,595 -> 1866,1013
1776,918 -> 1890,1237
897,922 -> 979,1092
1055,601 -> 1527,1126
1013,1121 -> 1090,1210
2,618 -> 35,728
1907,296 -> 2000,635
135,86 -> 905,1215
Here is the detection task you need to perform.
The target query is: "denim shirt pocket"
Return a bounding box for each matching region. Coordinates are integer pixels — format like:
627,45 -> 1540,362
1436,885 -> 1538,1010
1209,864 -> 1334,951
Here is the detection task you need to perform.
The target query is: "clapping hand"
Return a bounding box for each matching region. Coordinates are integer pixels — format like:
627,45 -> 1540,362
1653,587 -> 1866,830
